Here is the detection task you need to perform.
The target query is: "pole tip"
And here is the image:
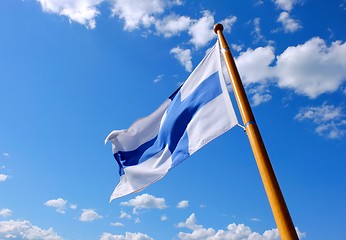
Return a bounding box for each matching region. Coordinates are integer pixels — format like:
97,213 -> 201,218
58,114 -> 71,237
213,23 -> 223,34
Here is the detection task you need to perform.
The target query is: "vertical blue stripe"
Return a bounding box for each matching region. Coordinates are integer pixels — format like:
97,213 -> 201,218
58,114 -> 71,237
114,72 -> 223,175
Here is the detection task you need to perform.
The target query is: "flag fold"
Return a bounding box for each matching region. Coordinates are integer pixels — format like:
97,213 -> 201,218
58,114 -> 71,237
105,40 -> 238,201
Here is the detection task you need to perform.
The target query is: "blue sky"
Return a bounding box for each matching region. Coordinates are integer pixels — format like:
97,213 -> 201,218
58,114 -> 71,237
0,0 -> 346,239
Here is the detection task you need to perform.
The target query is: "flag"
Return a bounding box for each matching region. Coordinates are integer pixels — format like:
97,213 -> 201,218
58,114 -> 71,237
105,40 -> 238,201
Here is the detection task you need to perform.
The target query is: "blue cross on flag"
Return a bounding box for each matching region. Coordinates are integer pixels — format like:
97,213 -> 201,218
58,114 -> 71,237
105,40 -> 238,201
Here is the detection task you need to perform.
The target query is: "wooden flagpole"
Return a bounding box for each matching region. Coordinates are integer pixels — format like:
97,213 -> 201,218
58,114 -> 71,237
214,23 -> 299,240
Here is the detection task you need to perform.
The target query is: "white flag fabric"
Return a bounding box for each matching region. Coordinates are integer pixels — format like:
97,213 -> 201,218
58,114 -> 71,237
105,40 -> 238,201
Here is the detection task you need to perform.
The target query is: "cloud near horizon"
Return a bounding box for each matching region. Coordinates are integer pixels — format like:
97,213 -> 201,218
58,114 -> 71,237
0,220 -> 62,240
177,213 -> 306,240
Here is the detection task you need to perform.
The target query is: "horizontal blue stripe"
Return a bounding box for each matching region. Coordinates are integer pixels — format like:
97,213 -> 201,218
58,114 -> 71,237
114,136 -> 157,176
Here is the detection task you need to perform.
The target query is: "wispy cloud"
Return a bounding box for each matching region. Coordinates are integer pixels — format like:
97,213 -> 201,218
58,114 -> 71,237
231,44 -> 244,52
177,200 -> 189,209
110,221 -> 124,227
161,214 -> 168,221
252,17 -> 265,43
340,0 -> 346,10
135,217 -> 141,223
70,204 -> 77,210
0,174 -> 9,182
0,208 -> 12,217
248,84 -> 272,106
153,74 -> 164,83
220,16 -> 237,33
295,103 -> 346,139
255,0 -> 264,6
250,217 -> 261,222
272,0 -> 302,12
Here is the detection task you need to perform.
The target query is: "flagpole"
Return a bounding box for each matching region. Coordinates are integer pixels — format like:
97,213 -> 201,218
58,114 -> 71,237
214,23 -> 299,240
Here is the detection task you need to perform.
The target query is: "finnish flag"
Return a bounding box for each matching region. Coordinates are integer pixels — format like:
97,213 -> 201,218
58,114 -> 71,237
105,40 -> 238,201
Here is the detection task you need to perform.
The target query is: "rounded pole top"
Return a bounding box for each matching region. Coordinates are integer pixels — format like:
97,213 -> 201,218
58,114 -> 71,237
213,23 -> 224,34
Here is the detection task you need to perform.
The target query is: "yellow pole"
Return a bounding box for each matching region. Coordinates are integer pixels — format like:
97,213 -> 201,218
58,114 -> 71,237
214,23 -> 299,240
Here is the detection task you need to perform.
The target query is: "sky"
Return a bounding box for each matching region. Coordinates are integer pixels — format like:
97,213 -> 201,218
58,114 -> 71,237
0,0 -> 346,239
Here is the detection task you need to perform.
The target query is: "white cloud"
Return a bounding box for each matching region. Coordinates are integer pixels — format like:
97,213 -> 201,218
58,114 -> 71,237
160,215 -> 168,221
110,221 -> 124,227
0,220 -> 62,240
295,103 -> 346,139
135,217 -> 141,224
250,218 -> 261,222
177,200 -> 189,209
248,85 -> 272,106
119,211 -> 131,219
155,14 -> 191,37
272,0 -> 300,12
235,46 -> 275,85
188,11 -> 215,49
100,232 -> 154,240
69,204 -> 77,210
234,37 -> 346,103
255,0 -> 264,6
277,11 -> 302,33
177,213 -> 201,230
251,92 -> 272,106
275,37 -> 346,98
170,46 -> 192,72
110,0 -> 182,31
34,1 -> 234,53
110,4 -> 234,49
0,209 -> 12,218
0,174 -> 9,182
120,194 -> 167,214
2,153 -> 10,157
341,0 -> 346,10
262,228 -> 281,239
220,16 -> 237,33
177,213 -> 306,240
231,44 -> 244,52
153,74 -> 164,83
37,0 -> 102,29
44,198 -> 67,214
79,209 -> 102,222
252,17 -> 265,43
